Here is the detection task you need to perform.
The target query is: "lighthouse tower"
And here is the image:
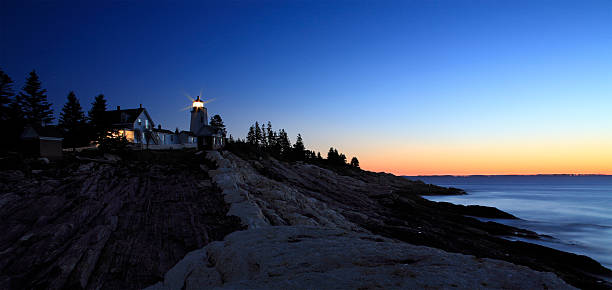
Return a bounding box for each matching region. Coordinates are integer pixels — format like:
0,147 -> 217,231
190,96 -> 208,134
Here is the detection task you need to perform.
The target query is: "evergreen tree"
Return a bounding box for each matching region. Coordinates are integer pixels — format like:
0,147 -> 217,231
210,114 -> 226,136
266,121 -> 274,148
254,121 -> 262,146
278,129 -> 291,157
327,147 -> 347,166
261,126 -> 268,148
59,91 -> 87,149
0,69 -> 19,149
88,94 -> 107,140
0,69 -> 14,122
247,125 -> 256,144
15,70 -> 53,126
270,131 -> 281,156
292,134 -> 306,161
327,147 -> 338,162
317,152 -> 322,160
350,157 -> 360,168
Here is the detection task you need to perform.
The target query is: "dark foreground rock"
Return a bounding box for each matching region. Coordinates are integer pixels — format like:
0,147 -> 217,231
1,150 -> 611,289
148,226 -> 575,290
0,152 -> 242,289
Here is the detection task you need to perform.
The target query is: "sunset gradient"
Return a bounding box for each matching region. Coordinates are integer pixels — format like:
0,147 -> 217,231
2,0 -> 611,175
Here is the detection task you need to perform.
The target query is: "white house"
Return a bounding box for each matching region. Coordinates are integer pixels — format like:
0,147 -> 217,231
100,105 -> 162,145
100,99 -> 222,149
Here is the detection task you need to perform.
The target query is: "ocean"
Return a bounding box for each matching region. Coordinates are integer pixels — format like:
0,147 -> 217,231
406,175 -> 612,270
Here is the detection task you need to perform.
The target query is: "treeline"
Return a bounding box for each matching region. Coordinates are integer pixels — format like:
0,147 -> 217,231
228,121 -> 360,168
0,68 -> 112,150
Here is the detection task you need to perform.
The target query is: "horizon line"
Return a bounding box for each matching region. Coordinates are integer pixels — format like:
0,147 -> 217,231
403,173 -> 612,177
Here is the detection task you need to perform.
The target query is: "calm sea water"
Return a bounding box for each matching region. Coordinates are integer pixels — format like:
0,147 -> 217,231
406,175 -> 612,269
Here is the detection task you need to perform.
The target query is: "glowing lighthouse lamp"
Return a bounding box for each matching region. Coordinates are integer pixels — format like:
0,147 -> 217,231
192,96 -> 205,110
189,96 -> 213,134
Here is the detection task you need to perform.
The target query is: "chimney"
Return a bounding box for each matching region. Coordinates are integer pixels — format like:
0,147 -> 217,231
117,105 -> 120,111
139,104 -> 142,108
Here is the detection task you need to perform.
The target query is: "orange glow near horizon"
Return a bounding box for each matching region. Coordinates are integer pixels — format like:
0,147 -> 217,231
354,139 -> 612,176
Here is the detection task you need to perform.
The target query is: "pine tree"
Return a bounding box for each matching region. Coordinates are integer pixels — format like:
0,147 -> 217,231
210,114 -> 226,136
278,129 -> 291,158
254,121 -> 262,146
350,157 -> 360,168
327,147 -> 338,162
247,125 -> 256,144
0,69 -> 19,149
327,147 -> 347,166
292,134 -> 305,161
15,70 -> 53,126
88,94 -> 107,141
0,69 -> 14,122
261,126 -> 268,148
266,121 -> 274,149
59,91 -> 86,149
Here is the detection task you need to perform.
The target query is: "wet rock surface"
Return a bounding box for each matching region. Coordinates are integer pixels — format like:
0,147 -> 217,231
148,226 -> 576,290
0,152 -> 242,290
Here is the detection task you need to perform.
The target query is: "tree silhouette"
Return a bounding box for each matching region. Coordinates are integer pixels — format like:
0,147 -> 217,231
88,94 -> 108,141
350,157 -> 360,168
15,70 -> 53,126
247,125 -> 256,144
266,121 -> 274,148
210,114 -> 226,136
0,69 -> 19,149
254,121 -> 262,146
59,91 -> 86,149
292,134 -> 305,161
327,147 -> 348,166
277,129 -> 291,157
0,69 -> 14,122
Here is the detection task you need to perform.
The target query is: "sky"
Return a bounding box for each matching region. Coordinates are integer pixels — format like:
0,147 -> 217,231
1,0 -> 612,175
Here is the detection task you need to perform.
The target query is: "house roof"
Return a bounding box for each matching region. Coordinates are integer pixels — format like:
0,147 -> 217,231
100,108 -> 154,128
21,124 -> 63,139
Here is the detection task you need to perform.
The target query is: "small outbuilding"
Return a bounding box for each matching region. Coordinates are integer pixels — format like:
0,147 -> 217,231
20,124 -> 64,160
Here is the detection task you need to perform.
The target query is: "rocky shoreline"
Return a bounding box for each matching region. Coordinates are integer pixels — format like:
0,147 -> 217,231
0,150 -> 610,289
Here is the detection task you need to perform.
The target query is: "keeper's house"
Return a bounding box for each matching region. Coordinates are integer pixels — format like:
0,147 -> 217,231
100,101 -> 223,149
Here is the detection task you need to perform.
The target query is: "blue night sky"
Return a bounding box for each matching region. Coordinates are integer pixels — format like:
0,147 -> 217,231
2,0 -> 611,174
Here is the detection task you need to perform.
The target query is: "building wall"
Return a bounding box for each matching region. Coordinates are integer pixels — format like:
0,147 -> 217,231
157,132 -> 180,145
190,107 -> 208,135
132,111 -> 154,144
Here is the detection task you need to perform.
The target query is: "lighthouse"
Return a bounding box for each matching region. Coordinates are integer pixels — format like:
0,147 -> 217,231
190,96 -> 208,134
